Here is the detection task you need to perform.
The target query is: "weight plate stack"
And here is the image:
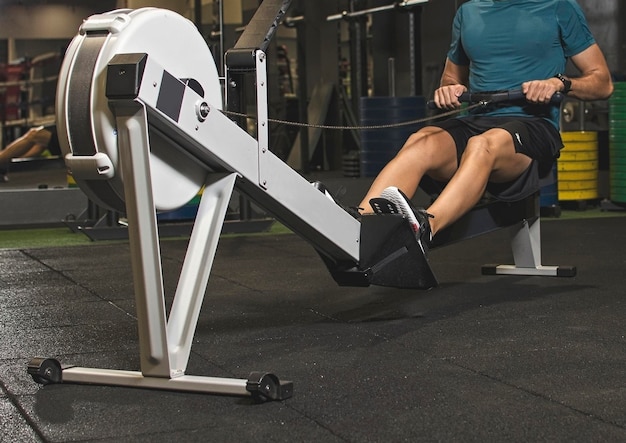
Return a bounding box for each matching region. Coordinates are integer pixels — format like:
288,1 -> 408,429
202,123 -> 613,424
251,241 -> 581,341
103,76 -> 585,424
609,82 -> 626,203
558,131 -> 598,202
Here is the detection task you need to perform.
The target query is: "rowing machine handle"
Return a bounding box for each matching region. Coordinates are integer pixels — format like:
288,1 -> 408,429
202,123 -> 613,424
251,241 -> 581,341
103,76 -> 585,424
426,90 -> 563,110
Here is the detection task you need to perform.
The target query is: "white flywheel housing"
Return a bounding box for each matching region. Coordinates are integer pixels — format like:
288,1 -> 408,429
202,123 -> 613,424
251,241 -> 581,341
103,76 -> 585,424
56,8 -> 222,212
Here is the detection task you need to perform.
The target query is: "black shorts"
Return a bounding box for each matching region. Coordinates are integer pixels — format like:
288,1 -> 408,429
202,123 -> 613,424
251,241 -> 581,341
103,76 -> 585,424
424,116 -> 564,202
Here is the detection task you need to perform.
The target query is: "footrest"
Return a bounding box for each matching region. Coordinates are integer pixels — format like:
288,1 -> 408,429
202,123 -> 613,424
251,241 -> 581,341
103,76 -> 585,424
322,214 -> 438,289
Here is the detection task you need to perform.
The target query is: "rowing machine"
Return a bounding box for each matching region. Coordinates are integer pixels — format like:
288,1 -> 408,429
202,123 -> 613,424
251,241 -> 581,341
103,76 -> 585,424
27,5 -> 574,401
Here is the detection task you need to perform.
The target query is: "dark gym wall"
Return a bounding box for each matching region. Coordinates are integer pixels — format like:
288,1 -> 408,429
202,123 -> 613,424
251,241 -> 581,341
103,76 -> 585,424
321,0 -> 464,100
298,0 -> 341,98
577,0 -> 626,77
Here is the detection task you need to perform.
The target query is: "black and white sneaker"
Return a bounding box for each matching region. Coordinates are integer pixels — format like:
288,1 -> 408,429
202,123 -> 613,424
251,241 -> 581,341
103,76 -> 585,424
370,186 -> 433,251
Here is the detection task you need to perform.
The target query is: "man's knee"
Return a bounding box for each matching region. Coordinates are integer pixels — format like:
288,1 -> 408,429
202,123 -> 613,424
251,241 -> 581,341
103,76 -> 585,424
462,135 -> 499,167
402,130 -> 432,151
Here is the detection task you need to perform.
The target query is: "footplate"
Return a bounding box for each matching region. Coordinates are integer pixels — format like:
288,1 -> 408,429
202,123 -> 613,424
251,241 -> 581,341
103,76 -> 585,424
323,214 -> 438,290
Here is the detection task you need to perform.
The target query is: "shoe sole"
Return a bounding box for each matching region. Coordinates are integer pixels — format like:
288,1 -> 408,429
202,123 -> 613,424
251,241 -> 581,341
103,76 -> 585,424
369,194 -> 428,256
379,187 -> 419,234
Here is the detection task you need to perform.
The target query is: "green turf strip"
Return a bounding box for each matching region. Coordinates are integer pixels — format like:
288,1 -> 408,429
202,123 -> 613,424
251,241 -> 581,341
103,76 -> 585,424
0,222 -> 293,250
0,209 -> 624,250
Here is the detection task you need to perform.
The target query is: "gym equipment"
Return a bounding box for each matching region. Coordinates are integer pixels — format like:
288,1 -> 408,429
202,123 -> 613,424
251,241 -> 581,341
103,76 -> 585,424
327,0 -> 430,121
558,131 -> 599,202
326,0 -> 429,21
609,82 -> 626,204
30,5 -> 304,401
359,96 -> 425,177
425,90 -> 574,277
28,3 -> 574,400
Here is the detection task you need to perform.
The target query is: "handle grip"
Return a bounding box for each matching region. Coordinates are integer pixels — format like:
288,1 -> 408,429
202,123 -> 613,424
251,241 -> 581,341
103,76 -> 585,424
426,89 -> 563,110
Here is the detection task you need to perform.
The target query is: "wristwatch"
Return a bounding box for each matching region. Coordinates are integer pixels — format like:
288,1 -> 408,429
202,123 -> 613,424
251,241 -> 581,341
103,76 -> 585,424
554,73 -> 572,94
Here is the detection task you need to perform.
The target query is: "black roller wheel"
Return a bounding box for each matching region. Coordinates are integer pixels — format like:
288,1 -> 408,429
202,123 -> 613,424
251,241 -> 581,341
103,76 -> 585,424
27,358 -> 63,385
246,372 -> 293,402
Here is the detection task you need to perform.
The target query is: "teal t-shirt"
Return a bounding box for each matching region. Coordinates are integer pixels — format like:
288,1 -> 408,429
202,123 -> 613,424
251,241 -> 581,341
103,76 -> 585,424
447,0 -> 595,127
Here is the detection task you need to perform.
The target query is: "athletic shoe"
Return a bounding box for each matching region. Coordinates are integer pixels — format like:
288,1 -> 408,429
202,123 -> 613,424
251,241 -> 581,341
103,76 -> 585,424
372,186 -> 433,251
312,181 -> 362,220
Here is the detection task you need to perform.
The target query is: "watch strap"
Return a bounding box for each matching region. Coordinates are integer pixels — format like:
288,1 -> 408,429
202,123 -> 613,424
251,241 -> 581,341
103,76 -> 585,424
554,73 -> 571,94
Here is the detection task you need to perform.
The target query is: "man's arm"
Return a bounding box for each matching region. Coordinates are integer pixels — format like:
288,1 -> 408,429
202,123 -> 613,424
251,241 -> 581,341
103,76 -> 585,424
0,127 -> 51,165
523,43 -> 613,103
433,58 -> 469,109
567,43 -> 614,100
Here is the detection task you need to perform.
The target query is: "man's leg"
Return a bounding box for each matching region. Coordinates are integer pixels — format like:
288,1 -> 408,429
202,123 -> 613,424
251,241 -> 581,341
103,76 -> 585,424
0,127 -> 51,166
358,126 -> 459,213
426,128 -> 532,235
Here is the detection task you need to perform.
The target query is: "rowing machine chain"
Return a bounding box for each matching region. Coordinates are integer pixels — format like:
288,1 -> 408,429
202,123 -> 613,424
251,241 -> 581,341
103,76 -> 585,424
221,102 -> 485,131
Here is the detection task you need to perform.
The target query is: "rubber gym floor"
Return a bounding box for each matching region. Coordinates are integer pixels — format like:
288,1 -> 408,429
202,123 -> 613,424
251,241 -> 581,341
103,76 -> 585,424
2,167 -> 626,442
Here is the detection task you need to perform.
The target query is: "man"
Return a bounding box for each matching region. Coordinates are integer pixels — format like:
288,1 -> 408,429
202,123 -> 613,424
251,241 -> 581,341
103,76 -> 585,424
358,0 -> 613,254
0,126 -> 59,182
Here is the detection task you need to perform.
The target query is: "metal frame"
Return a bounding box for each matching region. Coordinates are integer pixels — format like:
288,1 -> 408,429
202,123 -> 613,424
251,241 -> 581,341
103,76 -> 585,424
33,95 -> 295,399
28,5 -> 574,400
431,194 -> 576,278
62,100 -> 246,393
29,47 -> 360,400
482,216 -> 576,277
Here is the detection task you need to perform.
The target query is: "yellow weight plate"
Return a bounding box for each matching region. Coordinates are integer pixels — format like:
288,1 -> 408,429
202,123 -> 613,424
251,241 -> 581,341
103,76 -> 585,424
558,179 -> 597,191
560,131 -> 598,142
558,150 -> 598,161
561,141 -> 598,152
557,160 -> 597,171
558,189 -> 598,200
558,170 -> 598,181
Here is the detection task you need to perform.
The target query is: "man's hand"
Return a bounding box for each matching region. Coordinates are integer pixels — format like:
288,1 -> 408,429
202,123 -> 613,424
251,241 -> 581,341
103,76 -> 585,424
521,78 -> 563,104
433,84 -> 468,110
26,126 -> 52,147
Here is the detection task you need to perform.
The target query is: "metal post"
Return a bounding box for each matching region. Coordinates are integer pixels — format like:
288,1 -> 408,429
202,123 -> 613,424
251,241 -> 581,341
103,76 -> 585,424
388,57 -> 396,97
408,6 -> 423,96
218,0 -> 225,76
295,19 -> 310,172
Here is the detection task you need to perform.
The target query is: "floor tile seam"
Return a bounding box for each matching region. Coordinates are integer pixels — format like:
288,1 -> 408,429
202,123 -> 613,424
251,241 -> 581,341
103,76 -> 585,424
0,303 -> 139,331
19,249 -> 97,289
0,297 -> 136,312
176,349 -> 361,439
278,401 -> 353,443
18,249 -> 140,321
443,358 -> 626,430
211,272 -> 268,295
0,379 -> 48,441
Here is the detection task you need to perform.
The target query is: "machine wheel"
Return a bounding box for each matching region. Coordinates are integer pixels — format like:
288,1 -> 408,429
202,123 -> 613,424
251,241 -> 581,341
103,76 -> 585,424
246,372 -> 293,402
27,358 -> 63,385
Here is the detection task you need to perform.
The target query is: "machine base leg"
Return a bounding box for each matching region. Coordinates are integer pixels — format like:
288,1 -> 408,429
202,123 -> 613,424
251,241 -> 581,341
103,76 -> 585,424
481,264 -> 577,277
480,217 -> 577,278
27,358 -> 293,402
